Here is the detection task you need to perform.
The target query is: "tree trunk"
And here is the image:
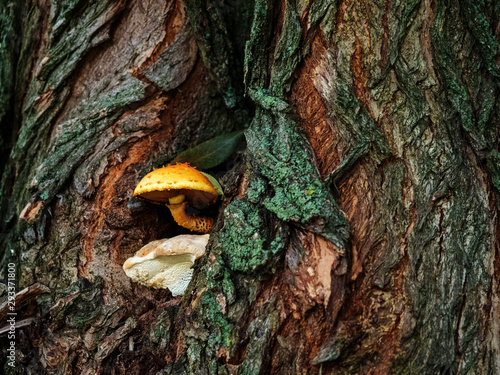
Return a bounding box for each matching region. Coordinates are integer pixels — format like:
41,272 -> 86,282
1,0 -> 499,374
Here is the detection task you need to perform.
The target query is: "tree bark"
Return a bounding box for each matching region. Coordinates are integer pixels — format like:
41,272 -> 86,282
1,0 -> 499,374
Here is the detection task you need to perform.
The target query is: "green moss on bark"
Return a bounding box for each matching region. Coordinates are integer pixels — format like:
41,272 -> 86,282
218,198 -> 286,273
246,109 -> 349,248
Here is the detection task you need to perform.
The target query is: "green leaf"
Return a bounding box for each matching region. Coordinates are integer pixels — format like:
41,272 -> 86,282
201,172 -> 224,196
172,130 -> 245,169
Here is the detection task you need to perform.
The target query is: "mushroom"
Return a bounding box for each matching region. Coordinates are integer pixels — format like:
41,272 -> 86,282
123,234 -> 209,296
134,163 -> 218,233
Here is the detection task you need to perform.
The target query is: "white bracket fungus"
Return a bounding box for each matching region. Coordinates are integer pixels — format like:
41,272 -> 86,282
123,234 -> 209,296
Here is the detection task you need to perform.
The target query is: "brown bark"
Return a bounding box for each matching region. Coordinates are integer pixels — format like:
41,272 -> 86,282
0,0 -> 499,374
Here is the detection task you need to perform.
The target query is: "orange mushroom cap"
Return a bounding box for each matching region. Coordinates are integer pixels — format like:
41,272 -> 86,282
134,163 -> 218,207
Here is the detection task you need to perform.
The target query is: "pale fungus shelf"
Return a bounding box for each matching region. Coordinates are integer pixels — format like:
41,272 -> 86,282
123,234 -> 209,296
133,163 -> 219,233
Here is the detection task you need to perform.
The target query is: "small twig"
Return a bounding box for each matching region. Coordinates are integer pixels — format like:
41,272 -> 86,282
0,318 -> 35,335
0,283 -> 50,321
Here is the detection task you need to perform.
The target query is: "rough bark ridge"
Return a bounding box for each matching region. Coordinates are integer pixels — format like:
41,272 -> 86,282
0,0 -> 499,374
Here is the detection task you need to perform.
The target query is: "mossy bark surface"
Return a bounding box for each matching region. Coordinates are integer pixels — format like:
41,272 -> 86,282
0,0 -> 499,374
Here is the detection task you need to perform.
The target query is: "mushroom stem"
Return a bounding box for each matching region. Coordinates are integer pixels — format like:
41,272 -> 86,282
168,194 -> 185,205
167,202 -> 214,234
